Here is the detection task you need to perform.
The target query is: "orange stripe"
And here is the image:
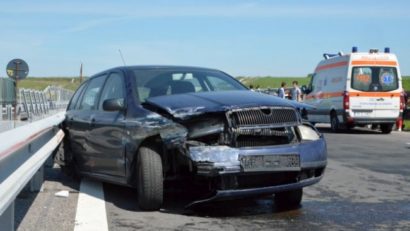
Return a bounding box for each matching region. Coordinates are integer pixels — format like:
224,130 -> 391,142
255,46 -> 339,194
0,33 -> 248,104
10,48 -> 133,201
305,91 -> 401,100
349,92 -> 401,97
305,91 -> 344,100
351,60 -> 397,66
315,61 -> 348,72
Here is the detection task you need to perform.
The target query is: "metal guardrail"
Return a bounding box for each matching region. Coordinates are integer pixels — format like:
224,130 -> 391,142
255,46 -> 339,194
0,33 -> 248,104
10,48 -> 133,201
0,112 -> 65,231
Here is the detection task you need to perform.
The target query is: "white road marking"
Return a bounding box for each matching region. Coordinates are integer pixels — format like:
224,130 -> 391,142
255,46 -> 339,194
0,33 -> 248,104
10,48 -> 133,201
74,179 -> 108,231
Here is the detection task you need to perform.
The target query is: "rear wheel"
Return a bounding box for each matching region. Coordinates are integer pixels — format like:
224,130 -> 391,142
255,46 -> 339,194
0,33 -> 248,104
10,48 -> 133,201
137,146 -> 164,211
274,189 -> 303,208
380,123 -> 393,134
330,113 -> 340,132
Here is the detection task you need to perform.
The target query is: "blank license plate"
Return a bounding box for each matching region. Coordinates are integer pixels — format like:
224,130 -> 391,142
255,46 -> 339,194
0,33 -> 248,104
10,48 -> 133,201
239,154 -> 300,172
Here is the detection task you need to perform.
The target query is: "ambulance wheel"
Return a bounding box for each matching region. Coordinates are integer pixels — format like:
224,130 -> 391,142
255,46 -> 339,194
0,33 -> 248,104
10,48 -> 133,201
330,113 -> 340,132
380,124 -> 393,134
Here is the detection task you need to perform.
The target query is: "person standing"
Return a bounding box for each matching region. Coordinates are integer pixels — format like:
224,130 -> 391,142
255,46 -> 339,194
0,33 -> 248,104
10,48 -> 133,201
278,82 -> 286,99
291,80 -> 302,101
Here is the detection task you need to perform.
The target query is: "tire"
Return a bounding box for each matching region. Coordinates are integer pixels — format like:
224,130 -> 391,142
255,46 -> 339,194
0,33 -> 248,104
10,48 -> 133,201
56,138 -> 80,180
330,113 -> 340,132
380,123 -> 393,134
274,189 -> 303,208
137,146 -> 164,211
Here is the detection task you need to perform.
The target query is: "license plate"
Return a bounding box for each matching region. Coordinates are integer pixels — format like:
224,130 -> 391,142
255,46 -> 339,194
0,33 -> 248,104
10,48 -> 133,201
239,154 -> 300,172
354,110 -> 373,117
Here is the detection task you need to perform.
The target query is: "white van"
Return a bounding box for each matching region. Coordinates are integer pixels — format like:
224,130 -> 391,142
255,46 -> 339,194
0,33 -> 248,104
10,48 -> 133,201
303,47 -> 405,133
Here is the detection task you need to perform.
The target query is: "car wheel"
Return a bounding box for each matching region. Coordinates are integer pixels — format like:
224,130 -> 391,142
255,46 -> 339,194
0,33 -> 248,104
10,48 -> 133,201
330,113 -> 340,132
380,123 -> 393,134
137,146 -> 163,211
274,189 -> 303,208
56,138 -> 80,180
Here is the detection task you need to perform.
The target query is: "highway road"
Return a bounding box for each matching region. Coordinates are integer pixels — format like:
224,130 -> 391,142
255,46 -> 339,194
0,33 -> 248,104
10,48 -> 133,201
14,126 -> 410,230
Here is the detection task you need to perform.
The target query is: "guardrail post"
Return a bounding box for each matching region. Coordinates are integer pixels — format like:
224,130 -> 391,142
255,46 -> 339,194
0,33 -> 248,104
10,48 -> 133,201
6,105 -> 12,120
29,166 -> 44,192
0,202 -> 14,231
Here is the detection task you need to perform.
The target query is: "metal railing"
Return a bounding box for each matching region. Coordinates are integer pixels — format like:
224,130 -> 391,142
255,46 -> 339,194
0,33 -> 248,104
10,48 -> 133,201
0,112 -> 65,231
0,85 -> 73,121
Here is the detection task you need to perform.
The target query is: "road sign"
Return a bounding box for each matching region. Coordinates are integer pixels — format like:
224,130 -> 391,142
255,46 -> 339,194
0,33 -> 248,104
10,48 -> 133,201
6,59 -> 29,80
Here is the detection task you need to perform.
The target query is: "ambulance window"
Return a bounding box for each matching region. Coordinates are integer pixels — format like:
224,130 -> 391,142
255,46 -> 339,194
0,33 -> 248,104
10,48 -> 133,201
351,67 -> 398,92
379,67 -> 398,91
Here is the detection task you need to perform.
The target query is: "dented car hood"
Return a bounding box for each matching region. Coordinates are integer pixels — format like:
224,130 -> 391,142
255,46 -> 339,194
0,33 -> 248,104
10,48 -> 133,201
145,90 -> 311,119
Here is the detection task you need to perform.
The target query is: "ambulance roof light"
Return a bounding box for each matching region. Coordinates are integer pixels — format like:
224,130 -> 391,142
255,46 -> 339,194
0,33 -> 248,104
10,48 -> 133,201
323,53 -> 339,60
352,46 -> 358,53
369,49 -> 379,53
384,47 -> 390,53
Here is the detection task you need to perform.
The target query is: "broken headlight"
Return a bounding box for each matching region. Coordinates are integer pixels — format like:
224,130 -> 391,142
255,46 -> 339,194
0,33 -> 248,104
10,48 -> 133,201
297,124 -> 321,141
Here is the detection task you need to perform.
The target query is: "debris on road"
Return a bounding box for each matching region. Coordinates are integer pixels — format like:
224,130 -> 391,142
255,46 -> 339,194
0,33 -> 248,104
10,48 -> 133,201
55,190 -> 69,198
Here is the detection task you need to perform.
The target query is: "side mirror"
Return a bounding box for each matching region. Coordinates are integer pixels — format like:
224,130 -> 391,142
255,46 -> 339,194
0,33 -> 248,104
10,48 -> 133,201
301,85 -> 310,94
102,98 -> 125,111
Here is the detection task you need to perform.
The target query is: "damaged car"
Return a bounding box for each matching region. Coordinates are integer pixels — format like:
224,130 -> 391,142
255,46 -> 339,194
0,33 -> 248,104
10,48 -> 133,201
56,66 -> 327,210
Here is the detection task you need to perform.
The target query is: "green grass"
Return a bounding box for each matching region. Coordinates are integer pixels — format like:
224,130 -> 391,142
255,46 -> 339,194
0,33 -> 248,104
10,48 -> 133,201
236,76 -> 311,89
17,77 -> 83,91
404,120 -> 410,131
403,76 -> 410,92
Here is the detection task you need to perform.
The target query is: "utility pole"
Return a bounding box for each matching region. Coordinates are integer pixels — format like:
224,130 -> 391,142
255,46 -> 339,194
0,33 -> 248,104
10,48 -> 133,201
80,63 -> 83,83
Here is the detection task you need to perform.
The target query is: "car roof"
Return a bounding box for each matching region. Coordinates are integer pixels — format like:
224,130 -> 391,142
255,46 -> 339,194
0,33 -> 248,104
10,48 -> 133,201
90,65 -> 222,79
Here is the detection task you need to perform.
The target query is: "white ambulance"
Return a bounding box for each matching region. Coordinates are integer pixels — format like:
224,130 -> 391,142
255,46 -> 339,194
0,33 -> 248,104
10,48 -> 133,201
303,47 -> 405,133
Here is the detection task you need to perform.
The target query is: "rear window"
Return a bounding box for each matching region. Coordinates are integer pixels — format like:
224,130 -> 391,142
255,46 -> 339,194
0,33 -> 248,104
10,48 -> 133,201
351,67 -> 399,92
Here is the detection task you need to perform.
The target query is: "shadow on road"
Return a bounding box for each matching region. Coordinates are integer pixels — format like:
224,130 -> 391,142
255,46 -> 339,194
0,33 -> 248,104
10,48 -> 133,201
317,127 -> 384,135
103,183 -> 301,218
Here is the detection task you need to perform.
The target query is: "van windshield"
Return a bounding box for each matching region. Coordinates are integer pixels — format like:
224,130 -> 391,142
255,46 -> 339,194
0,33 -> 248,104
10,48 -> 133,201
351,67 -> 399,92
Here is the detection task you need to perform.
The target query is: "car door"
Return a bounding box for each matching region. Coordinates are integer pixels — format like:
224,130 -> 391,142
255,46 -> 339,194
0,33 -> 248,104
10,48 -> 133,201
71,74 -> 107,173
86,71 -> 127,177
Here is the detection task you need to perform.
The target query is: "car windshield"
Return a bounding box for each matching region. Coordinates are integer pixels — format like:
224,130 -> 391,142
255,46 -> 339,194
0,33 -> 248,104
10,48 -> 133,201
131,68 -> 247,102
351,66 -> 399,92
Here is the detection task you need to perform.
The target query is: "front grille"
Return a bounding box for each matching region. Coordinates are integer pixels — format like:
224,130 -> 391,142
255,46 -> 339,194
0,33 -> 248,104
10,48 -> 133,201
227,107 -> 299,128
225,107 -> 299,147
235,135 -> 292,147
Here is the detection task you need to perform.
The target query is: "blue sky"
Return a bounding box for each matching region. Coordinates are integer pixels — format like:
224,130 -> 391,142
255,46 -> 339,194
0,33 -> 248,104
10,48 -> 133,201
0,0 -> 409,77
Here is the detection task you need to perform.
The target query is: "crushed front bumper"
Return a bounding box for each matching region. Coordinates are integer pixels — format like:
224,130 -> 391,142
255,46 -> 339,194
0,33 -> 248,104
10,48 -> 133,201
186,138 -> 327,207
188,138 -> 327,176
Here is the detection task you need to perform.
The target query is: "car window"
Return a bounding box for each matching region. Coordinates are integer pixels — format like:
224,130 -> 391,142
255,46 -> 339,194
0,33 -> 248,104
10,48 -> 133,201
79,75 -> 107,110
98,72 -> 125,110
132,68 -> 246,102
351,67 -> 398,92
205,75 -> 239,91
68,83 -> 87,111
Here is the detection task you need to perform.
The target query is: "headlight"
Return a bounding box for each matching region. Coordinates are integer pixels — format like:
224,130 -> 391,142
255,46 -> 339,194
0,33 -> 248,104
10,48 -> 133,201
297,124 -> 321,141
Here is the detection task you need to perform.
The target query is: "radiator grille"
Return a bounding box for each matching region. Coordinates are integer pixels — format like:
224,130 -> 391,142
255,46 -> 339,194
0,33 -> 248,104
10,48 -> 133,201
228,107 -> 299,128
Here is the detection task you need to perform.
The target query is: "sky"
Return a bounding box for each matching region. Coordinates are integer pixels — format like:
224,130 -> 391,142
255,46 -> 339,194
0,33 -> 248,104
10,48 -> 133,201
0,0 -> 409,77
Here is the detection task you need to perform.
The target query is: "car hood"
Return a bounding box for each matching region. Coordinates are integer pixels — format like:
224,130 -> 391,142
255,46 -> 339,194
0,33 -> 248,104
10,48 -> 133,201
144,90 -> 312,120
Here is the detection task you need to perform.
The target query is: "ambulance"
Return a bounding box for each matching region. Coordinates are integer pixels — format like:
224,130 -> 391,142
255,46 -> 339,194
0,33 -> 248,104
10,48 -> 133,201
303,47 -> 405,133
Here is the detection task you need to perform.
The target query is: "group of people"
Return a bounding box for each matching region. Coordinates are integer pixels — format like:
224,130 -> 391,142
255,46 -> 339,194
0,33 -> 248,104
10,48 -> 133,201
277,81 -> 302,102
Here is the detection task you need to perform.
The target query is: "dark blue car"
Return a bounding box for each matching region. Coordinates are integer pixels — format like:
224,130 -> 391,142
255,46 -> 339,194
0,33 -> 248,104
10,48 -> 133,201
56,66 -> 327,210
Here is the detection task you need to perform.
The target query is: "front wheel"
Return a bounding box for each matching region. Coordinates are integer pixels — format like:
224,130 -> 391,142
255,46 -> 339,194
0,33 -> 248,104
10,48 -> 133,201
274,189 -> 303,208
137,146 -> 164,211
380,123 -> 393,134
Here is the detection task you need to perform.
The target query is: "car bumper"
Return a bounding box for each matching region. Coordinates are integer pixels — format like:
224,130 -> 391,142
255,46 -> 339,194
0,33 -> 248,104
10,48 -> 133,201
186,174 -> 323,208
188,138 -> 327,176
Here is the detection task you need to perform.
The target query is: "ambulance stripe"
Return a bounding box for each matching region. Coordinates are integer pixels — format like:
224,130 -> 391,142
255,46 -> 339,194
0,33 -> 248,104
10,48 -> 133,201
315,61 -> 348,72
351,60 -> 397,66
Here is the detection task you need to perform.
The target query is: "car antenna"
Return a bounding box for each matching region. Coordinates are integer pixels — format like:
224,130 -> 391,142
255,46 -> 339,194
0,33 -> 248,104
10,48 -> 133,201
118,49 -> 127,66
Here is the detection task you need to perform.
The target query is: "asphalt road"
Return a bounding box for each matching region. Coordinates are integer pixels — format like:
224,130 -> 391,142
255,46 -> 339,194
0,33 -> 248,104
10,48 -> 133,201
15,126 -> 410,231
